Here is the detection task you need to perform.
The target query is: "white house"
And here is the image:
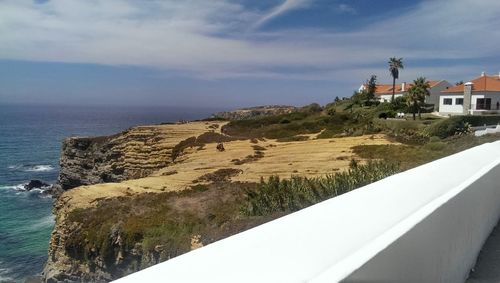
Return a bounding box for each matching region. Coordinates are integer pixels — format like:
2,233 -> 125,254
439,73 -> 500,115
359,80 -> 452,110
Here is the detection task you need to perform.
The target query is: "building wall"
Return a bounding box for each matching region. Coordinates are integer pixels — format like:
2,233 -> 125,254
439,94 -> 464,114
439,91 -> 500,115
427,80 -> 453,111
377,81 -> 451,109
378,93 -> 404,102
470,92 -> 500,111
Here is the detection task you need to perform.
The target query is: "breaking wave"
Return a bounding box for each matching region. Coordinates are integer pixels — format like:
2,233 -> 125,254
7,164 -> 55,172
23,165 -> 55,172
0,184 -> 51,197
0,263 -> 13,282
0,184 -> 25,191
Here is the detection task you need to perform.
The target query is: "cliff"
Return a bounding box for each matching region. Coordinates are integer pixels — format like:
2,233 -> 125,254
52,123 -> 222,195
43,121 -> 229,282
42,114 -> 397,282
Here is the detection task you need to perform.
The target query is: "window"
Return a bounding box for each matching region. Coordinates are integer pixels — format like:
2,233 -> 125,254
476,98 -> 492,110
443,98 -> 453,105
456,98 -> 464,105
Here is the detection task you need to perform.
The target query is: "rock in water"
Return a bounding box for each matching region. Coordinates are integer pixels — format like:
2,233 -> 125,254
24,180 -> 50,191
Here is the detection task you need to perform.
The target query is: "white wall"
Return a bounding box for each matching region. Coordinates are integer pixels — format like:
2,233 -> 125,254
439,94 -> 464,114
439,91 -> 500,115
475,125 -> 500,137
379,93 -> 403,102
114,142 -> 500,283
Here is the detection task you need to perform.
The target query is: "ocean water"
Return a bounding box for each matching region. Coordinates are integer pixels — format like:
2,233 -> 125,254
0,104 -> 221,282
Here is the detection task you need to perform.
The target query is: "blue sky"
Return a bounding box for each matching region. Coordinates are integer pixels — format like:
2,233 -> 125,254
1,0 -> 500,108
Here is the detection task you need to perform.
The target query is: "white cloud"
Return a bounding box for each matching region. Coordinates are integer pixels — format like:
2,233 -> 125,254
337,4 -> 357,15
251,0 -> 314,30
0,0 -> 499,83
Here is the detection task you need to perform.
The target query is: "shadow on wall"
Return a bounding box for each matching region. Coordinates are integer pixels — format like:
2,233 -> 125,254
466,220 -> 500,283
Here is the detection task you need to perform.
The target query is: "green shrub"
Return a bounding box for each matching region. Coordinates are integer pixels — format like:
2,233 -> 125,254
242,160 -> 399,216
426,115 -> 500,139
423,141 -> 447,151
196,168 -> 243,183
327,107 -> 336,116
429,136 -> 441,142
299,103 -> 323,113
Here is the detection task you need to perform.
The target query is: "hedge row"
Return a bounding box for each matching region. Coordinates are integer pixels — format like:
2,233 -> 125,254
426,115 -> 500,138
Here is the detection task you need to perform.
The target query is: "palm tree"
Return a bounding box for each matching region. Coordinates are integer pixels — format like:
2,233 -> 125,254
388,57 -> 404,102
406,77 -> 430,120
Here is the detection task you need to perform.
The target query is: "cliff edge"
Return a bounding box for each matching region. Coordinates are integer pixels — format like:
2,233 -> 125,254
51,122 -> 222,195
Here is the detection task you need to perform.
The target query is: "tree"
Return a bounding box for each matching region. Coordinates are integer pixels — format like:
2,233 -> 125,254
365,75 -> 377,104
388,57 -> 404,102
346,91 -> 367,113
334,96 -> 340,102
406,77 -> 430,120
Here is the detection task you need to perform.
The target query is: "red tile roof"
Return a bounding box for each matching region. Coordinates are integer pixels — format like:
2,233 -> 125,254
442,75 -> 500,93
368,80 -> 442,95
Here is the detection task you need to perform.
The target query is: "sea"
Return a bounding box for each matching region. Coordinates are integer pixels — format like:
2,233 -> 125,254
0,104 -> 222,282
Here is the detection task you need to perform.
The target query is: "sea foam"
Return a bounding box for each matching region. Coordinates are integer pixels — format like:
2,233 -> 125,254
7,164 -> 55,172
30,215 -> 56,230
0,184 -> 25,191
23,165 -> 55,172
0,263 -> 13,282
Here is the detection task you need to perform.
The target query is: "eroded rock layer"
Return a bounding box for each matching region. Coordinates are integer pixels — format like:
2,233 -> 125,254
56,123 -> 222,192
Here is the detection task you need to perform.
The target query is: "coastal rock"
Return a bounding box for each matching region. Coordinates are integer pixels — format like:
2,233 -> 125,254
57,124 -> 217,191
24,180 -> 50,191
42,195 -> 113,283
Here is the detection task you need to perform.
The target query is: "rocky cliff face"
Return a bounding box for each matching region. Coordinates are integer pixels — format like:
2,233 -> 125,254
43,193 -> 164,283
42,180 -> 271,283
43,195 -> 111,283
54,123 -> 218,194
211,105 -> 296,120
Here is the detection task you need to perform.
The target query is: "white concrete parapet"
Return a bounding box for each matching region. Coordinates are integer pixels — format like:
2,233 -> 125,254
114,141 -> 500,283
475,125 -> 500,137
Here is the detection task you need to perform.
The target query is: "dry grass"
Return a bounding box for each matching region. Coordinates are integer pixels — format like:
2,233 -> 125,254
60,123 -> 396,211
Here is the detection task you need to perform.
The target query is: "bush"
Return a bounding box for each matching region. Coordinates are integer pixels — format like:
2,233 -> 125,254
424,116 -> 500,138
242,160 -> 399,216
392,128 -> 429,145
378,113 -> 388,119
300,103 -> 323,113
327,107 -> 336,116
423,141 -> 447,151
196,168 -> 243,183
378,111 -> 396,119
